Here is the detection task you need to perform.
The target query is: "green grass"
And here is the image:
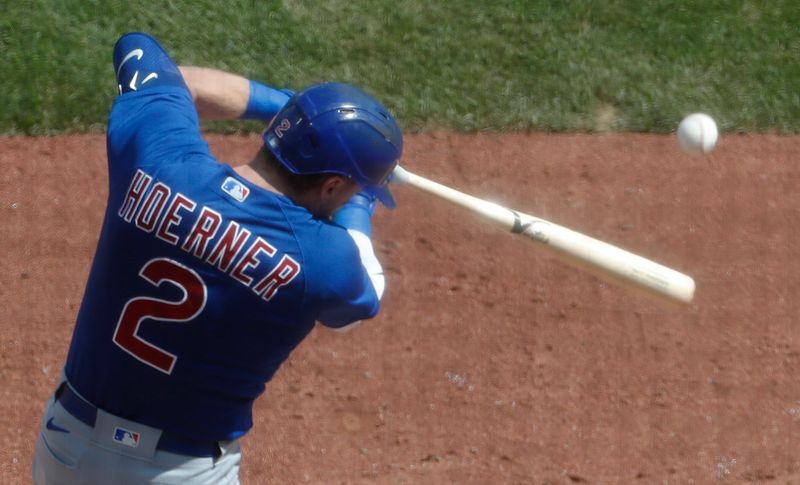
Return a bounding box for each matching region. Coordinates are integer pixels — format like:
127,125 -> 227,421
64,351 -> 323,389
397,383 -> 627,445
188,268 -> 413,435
1,0 -> 798,134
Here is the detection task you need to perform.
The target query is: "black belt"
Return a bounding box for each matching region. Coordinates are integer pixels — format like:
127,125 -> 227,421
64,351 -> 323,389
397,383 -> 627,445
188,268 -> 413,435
55,383 -> 221,458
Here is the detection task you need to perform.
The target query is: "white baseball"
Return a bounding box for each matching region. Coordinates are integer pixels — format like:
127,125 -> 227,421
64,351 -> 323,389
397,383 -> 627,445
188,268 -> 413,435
677,113 -> 718,154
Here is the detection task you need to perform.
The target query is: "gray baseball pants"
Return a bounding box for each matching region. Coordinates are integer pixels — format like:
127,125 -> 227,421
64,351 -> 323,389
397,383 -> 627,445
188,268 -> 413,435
32,386 -> 241,484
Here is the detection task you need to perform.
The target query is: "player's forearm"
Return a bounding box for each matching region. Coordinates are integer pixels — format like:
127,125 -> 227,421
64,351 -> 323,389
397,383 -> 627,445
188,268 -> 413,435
178,66 -> 250,120
178,66 -> 292,122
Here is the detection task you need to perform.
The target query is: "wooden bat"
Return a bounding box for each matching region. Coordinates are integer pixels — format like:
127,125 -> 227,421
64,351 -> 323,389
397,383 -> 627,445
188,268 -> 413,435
391,165 -> 695,305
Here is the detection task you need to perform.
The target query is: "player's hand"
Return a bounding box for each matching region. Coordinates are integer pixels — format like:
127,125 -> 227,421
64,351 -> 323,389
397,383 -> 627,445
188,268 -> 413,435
332,190 -> 378,236
344,191 -> 378,217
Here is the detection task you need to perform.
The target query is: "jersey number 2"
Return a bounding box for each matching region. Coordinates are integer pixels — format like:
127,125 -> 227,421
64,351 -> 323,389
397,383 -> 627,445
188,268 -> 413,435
112,258 -> 207,374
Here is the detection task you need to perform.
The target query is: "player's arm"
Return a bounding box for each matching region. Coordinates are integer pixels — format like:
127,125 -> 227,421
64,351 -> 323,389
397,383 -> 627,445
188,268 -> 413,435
314,249 -> 383,333
110,33 -> 210,169
323,192 -> 385,332
328,230 -> 384,333
179,66 -> 292,121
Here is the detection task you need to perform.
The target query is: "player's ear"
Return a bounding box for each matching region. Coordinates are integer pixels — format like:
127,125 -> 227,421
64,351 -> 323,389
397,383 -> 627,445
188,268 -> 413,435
319,175 -> 348,199
314,175 -> 358,218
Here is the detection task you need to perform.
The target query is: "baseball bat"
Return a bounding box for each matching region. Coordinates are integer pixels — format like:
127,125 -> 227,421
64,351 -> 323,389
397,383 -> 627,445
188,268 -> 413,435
391,165 -> 695,305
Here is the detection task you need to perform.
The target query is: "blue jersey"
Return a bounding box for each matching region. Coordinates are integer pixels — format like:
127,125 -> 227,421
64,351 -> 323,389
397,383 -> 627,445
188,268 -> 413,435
64,33 -> 382,442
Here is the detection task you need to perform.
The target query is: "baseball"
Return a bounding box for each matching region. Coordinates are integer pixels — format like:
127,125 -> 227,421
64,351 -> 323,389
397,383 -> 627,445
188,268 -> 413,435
677,113 -> 718,154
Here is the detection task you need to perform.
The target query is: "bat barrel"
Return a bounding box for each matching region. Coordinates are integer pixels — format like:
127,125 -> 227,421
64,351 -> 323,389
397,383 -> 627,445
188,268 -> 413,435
520,218 -> 696,304
392,165 -> 696,305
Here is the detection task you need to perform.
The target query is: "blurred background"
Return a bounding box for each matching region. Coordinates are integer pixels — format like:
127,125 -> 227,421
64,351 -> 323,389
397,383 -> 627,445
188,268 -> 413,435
2,0 -> 798,135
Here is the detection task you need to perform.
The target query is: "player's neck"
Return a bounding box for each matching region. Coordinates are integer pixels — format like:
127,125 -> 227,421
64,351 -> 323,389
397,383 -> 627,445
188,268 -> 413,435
236,152 -> 320,213
235,151 -> 285,196
237,149 -> 341,219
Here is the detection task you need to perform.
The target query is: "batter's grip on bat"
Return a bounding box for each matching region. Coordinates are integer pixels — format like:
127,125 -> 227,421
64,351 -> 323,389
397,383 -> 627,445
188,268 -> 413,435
333,191 -> 377,239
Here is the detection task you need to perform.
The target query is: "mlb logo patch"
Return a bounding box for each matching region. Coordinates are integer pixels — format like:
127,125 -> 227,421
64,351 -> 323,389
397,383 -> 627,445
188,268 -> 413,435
222,176 -> 250,202
113,427 -> 140,448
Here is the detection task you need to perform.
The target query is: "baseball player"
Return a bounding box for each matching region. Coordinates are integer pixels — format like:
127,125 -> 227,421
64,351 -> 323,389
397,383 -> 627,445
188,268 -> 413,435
32,32 -> 402,484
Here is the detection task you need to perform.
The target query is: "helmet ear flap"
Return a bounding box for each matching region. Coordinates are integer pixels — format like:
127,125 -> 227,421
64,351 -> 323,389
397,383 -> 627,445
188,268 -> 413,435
296,133 -> 319,159
307,134 -> 320,150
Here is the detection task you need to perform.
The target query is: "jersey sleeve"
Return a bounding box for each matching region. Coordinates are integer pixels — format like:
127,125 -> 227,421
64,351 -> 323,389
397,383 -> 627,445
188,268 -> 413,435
106,33 -> 212,179
303,226 -> 383,328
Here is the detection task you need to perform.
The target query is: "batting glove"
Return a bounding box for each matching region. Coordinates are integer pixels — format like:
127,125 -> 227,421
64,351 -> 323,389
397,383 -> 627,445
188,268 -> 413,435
333,191 -> 378,238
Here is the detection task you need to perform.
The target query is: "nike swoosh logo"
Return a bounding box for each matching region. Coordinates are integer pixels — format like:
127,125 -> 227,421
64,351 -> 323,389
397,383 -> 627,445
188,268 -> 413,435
142,72 -> 159,84
129,70 -> 139,91
46,417 -> 70,434
116,48 -> 144,78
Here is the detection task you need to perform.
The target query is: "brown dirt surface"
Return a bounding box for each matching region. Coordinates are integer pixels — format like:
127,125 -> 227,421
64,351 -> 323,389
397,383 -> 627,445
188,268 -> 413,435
2,132 -> 799,484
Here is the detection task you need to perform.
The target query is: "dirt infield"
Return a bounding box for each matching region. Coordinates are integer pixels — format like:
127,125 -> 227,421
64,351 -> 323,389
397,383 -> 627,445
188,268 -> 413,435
2,132 -> 799,483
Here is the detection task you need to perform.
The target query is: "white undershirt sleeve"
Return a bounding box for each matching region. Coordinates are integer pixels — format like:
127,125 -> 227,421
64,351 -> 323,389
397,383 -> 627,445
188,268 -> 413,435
331,228 -> 385,333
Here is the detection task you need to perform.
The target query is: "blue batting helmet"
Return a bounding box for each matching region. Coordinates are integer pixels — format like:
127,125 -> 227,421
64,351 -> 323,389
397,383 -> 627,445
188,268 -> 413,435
262,83 -> 403,208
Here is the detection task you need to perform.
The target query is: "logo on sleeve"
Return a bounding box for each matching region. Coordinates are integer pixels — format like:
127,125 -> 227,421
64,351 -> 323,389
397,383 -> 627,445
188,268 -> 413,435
113,427 -> 140,448
222,177 -> 250,202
